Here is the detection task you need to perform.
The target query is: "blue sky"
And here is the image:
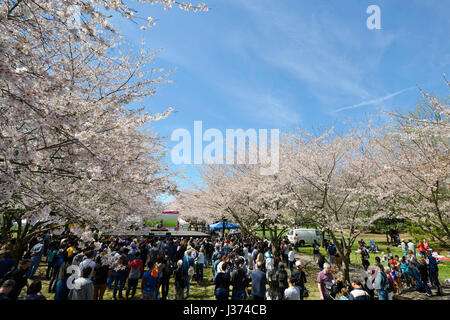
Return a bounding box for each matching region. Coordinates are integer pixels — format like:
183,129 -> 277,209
110,0 -> 449,191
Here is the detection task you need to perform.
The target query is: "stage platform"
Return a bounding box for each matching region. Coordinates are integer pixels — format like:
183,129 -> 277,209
101,228 -> 212,238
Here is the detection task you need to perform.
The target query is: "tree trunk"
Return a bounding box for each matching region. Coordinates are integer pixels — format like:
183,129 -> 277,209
10,238 -> 26,264
222,222 -> 226,238
262,222 -> 266,238
321,230 -> 326,248
270,228 -> 281,257
342,254 -> 351,286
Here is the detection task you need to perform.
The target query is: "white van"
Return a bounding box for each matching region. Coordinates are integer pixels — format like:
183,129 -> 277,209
287,229 -> 326,246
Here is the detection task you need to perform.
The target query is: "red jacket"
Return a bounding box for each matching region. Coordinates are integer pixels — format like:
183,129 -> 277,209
128,259 -> 144,276
417,243 -> 426,252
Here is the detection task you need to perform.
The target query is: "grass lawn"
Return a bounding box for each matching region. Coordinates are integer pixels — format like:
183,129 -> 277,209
250,229 -> 449,282
296,234 -> 450,283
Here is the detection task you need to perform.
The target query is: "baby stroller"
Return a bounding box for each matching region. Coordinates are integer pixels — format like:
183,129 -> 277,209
325,280 -> 339,300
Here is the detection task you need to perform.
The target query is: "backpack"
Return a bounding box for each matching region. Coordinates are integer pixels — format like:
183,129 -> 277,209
232,268 -> 246,289
380,272 -> 388,290
151,268 -> 159,278
55,253 -> 65,267
313,244 -> 320,254
178,269 -> 187,288
386,276 -> 394,292
277,270 -> 288,288
328,245 -> 336,256
292,270 -> 304,287
167,260 -> 175,275
72,253 -> 86,266
128,263 -> 141,280
160,263 -> 170,279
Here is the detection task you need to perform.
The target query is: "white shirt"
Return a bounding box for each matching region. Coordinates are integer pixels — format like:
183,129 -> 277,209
266,257 -> 274,271
197,252 -> 205,264
243,247 -> 249,260
284,286 -> 300,300
288,251 -> 295,262
217,261 -> 225,274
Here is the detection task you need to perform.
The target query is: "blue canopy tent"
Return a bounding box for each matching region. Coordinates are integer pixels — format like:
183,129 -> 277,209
209,221 -> 241,231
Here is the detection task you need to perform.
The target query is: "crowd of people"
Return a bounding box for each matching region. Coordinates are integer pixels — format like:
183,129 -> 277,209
0,230 -> 444,301
350,239 -> 443,300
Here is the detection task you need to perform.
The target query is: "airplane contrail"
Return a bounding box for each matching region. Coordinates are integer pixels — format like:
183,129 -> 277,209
335,86 -> 416,113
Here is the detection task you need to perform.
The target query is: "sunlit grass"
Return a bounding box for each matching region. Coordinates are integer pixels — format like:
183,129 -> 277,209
296,237 -> 450,282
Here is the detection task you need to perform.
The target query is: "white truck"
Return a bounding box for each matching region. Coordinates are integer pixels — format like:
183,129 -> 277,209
287,229 -> 326,246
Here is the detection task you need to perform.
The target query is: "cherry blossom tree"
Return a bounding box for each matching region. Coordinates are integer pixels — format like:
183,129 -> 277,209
372,82 -> 449,246
0,0 -> 207,260
171,165 -> 261,236
174,159 -> 294,254
281,127 -> 387,283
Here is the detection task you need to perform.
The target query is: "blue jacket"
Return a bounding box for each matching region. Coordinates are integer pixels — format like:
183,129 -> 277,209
327,244 -> 337,256
251,269 -> 267,298
182,255 -> 195,273
428,255 -> 439,273
54,278 -> 70,300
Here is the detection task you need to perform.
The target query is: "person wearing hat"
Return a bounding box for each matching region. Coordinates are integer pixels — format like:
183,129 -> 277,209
0,279 -> 15,300
128,243 -> 138,262
291,260 -> 307,299
386,247 -> 393,261
28,238 -> 45,279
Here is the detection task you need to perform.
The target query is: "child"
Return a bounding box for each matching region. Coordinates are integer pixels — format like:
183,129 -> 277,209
386,247 -> 394,260
339,287 -> 349,300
